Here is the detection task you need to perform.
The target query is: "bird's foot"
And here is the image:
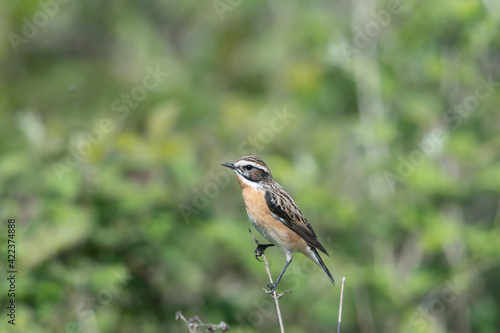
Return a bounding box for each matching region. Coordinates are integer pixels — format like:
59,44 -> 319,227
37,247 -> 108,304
266,282 -> 278,293
264,283 -> 292,298
254,244 -> 274,262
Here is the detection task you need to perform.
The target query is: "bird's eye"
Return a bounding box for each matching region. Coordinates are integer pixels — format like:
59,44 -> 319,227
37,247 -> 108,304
244,165 -> 254,171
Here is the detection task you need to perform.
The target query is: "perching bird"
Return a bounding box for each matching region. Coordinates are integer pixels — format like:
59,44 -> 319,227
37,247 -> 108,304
222,156 -> 335,291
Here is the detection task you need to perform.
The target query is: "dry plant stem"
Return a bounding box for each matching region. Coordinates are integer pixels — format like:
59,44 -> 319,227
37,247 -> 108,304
249,229 -> 287,333
337,277 -> 346,333
175,311 -> 229,333
262,251 -> 285,333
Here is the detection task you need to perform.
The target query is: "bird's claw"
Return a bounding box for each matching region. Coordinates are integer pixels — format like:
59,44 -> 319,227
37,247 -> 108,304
254,245 -> 265,262
254,243 -> 274,262
266,282 -> 278,293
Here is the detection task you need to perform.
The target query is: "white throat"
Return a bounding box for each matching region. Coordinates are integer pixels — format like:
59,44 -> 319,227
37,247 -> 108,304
234,172 -> 263,190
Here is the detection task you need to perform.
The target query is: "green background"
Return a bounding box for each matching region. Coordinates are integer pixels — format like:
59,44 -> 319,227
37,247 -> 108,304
1,0 -> 500,332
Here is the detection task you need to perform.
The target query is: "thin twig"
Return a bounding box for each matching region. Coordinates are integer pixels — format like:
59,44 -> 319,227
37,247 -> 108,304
262,252 -> 286,333
175,311 -> 229,333
337,277 -> 346,333
176,311 -> 190,328
249,229 -> 288,333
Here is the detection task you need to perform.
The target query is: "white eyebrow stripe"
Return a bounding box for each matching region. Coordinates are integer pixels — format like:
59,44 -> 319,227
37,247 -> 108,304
234,161 -> 265,170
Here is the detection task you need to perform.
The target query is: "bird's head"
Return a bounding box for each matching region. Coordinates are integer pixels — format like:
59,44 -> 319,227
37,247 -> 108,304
222,156 -> 273,188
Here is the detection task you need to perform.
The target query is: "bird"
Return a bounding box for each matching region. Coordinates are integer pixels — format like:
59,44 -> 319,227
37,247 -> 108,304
222,156 -> 335,291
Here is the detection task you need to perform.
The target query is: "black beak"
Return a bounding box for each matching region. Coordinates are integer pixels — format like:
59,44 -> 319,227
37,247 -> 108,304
221,162 -> 236,169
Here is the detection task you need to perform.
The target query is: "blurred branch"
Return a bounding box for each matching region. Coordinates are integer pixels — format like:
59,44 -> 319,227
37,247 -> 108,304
249,229 -> 290,333
337,277 -> 346,333
175,311 -> 229,333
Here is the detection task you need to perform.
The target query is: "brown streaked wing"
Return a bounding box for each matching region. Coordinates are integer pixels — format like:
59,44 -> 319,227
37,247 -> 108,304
265,185 -> 329,255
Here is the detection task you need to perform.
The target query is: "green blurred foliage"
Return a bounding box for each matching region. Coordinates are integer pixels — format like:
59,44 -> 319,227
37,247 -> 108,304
1,0 -> 499,332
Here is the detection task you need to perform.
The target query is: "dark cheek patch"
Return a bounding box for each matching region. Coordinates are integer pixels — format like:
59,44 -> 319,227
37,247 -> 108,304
254,169 -> 265,180
243,169 -> 266,182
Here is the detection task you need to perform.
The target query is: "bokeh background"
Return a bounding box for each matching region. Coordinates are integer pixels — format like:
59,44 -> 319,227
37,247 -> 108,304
1,0 -> 500,332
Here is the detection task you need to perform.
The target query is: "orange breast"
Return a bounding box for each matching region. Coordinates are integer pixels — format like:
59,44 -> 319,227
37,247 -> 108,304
240,185 -> 308,254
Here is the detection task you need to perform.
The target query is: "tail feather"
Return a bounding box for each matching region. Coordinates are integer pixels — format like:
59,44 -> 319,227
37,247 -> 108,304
311,248 -> 335,286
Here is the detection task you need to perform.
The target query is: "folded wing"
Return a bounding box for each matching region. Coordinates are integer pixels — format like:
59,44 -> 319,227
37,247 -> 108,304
265,186 -> 329,256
